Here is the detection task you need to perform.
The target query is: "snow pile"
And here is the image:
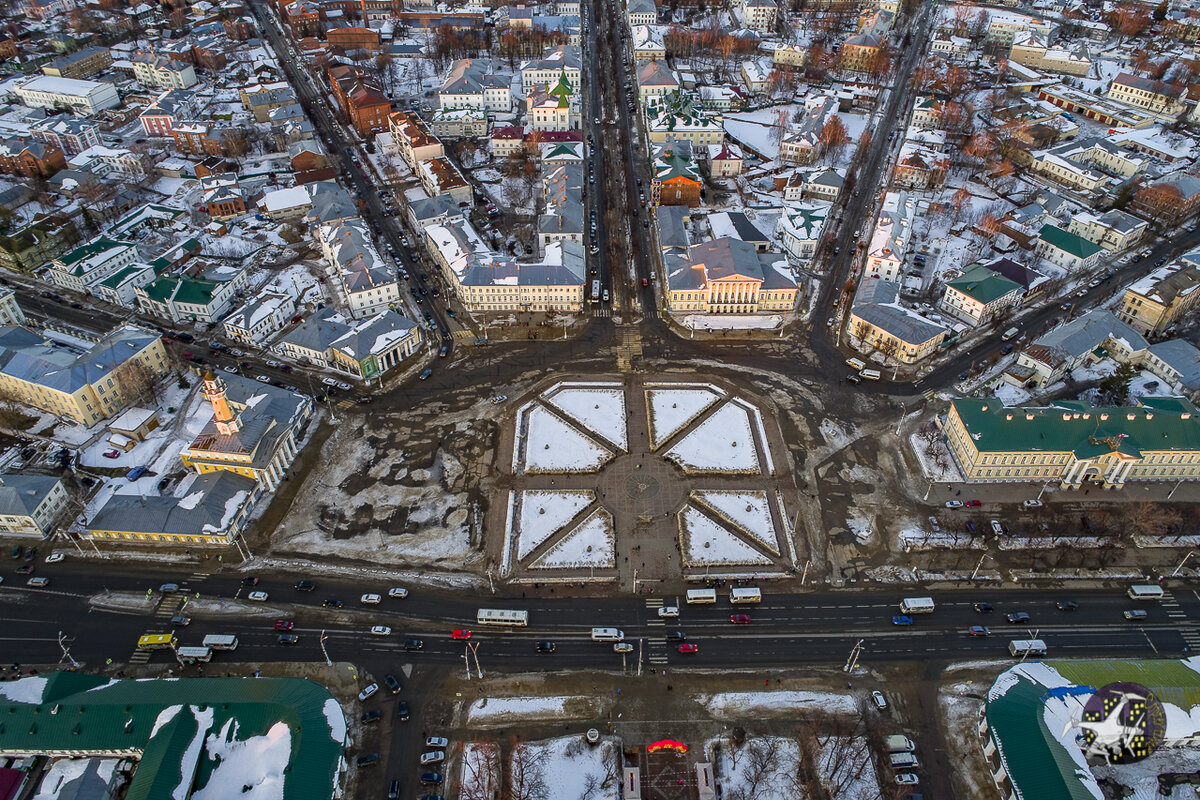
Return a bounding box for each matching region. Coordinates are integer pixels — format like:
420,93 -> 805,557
694,490 -> 777,552
546,385 -> 629,450
32,759 -> 119,800
323,698 -> 346,744
151,705 -> 183,738
680,507 -> 772,566
646,386 -> 721,448
175,706 -> 216,800
0,676 -> 47,703
516,490 -> 594,559
666,403 -> 759,473
193,719 -> 292,800
698,691 -> 857,720
522,406 -> 612,473
533,510 -> 615,569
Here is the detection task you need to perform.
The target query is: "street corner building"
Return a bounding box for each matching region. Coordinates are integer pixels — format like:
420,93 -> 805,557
665,236 -> 798,315
942,396 -> 1200,490
0,672 -> 347,800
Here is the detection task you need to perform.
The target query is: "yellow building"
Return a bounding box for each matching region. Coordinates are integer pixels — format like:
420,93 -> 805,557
180,372 -> 312,492
0,325 -> 166,426
1115,259 -> 1200,336
664,237 -> 798,315
943,396 -> 1200,489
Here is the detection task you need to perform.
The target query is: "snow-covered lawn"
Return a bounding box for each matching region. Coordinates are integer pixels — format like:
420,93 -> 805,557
516,735 -> 620,800
533,510 -> 615,569
680,314 -> 782,330
815,736 -> 879,800
713,737 -> 799,800
467,696 -> 607,726
698,690 -> 858,719
693,490 -> 777,552
679,506 -> 773,566
666,403 -> 759,473
546,385 -> 629,450
521,405 -> 612,473
646,386 -> 721,448
516,490 -> 594,559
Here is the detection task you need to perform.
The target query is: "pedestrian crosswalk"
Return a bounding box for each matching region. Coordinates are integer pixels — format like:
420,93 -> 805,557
1162,591 -> 1187,620
594,307 -> 612,318
1180,625 -> 1200,651
644,599 -> 669,664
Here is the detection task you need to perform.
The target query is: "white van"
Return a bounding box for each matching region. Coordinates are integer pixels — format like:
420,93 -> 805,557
176,646 -> 212,664
845,358 -> 866,372
686,588 -> 717,605
885,735 -> 915,754
591,627 -> 624,642
202,634 -> 239,651
859,369 -> 881,380
889,752 -> 919,769
1127,584 -> 1164,600
729,587 -> 762,604
1001,327 -> 1020,341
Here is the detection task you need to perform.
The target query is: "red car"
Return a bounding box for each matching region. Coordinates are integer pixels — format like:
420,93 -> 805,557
273,620 -> 294,631
677,643 -> 698,654
730,614 -> 751,624
102,449 -> 121,459
966,500 -> 982,507
451,629 -> 472,640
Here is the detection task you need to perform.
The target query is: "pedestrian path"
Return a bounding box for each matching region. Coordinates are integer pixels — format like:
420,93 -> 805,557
643,599 -> 669,664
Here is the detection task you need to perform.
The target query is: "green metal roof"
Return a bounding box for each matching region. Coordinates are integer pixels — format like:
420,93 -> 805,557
946,264 -> 1022,305
57,237 -> 131,268
98,264 -> 147,289
142,275 -> 219,306
1039,224 -> 1103,259
985,669 -> 1098,800
0,672 -> 344,800
951,397 -> 1200,458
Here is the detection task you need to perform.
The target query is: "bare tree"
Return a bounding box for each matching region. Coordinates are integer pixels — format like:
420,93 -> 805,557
726,738 -> 783,800
507,740 -> 547,800
460,740 -> 501,800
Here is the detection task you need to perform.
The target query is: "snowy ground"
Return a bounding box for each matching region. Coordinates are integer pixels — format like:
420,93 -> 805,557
680,314 -> 782,330
520,405 -> 612,473
533,510 -> 615,569
517,735 -> 620,800
666,403 -> 759,473
680,506 -> 773,567
712,736 -> 800,800
545,384 -> 629,450
646,386 -> 722,448
697,690 -> 858,720
693,490 -> 777,552
466,696 -> 610,726
515,490 -> 594,560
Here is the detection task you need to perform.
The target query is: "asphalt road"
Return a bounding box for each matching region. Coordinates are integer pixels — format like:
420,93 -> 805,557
4,559 -> 1197,671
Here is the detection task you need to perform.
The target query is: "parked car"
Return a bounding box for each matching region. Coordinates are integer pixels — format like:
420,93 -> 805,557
871,691 -> 887,710
398,701 -> 410,721
361,710 -> 383,724
45,553 -> 64,564
102,449 -> 121,459
425,737 -> 449,748
944,500 -> 963,508
420,751 -> 446,765
384,674 -> 401,694
126,466 -> 148,481
358,683 -> 379,701
1022,499 -> 1043,508
356,754 -> 381,767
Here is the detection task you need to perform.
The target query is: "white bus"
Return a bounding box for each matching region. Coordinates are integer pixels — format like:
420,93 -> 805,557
900,597 -> 935,614
1008,639 -> 1046,657
202,634 -> 239,651
730,587 -> 762,604
1127,585 -> 1164,601
476,609 -> 529,627
176,646 -> 212,664
686,589 -> 717,604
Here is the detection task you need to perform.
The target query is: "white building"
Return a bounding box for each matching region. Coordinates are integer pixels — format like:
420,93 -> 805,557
864,192 -> 918,282
777,201 -> 830,262
438,58 -> 511,113
316,220 -> 401,319
14,76 -> 120,114
49,238 -> 138,292
0,474 -> 68,538
132,53 -> 198,90
520,45 -> 582,95
223,292 -> 298,346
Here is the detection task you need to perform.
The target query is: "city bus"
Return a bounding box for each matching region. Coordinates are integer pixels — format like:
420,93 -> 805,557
202,634 -> 239,651
476,609 -> 529,627
900,597 -> 936,614
137,633 -> 178,651
1127,585 -> 1164,601
1008,639 -> 1047,658
176,646 -> 212,664
685,589 -> 717,604
729,587 -> 762,604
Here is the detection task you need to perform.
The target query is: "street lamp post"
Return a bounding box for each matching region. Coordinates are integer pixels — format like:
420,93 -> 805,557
1171,551 -> 1196,577
319,630 -> 332,667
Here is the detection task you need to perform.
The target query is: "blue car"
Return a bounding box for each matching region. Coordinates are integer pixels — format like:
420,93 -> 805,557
126,465 -> 148,481
892,615 -> 914,626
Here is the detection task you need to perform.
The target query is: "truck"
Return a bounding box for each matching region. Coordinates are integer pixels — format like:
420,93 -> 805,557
885,735 -> 915,754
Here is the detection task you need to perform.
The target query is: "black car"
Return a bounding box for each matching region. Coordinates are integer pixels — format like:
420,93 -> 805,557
404,639 -> 424,651
356,754 -> 381,767
294,580 -> 316,592
536,641 -> 556,653
420,772 -> 444,786
361,709 -> 383,724
278,633 -> 299,645
387,780 -> 400,800
973,602 -> 994,613
665,631 -> 687,642
397,701 -> 410,721
242,576 -> 259,586
322,599 -> 344,609
1006,612 -> 1031,623
384,673 -> 401,694
1055,601 -> 1078,612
